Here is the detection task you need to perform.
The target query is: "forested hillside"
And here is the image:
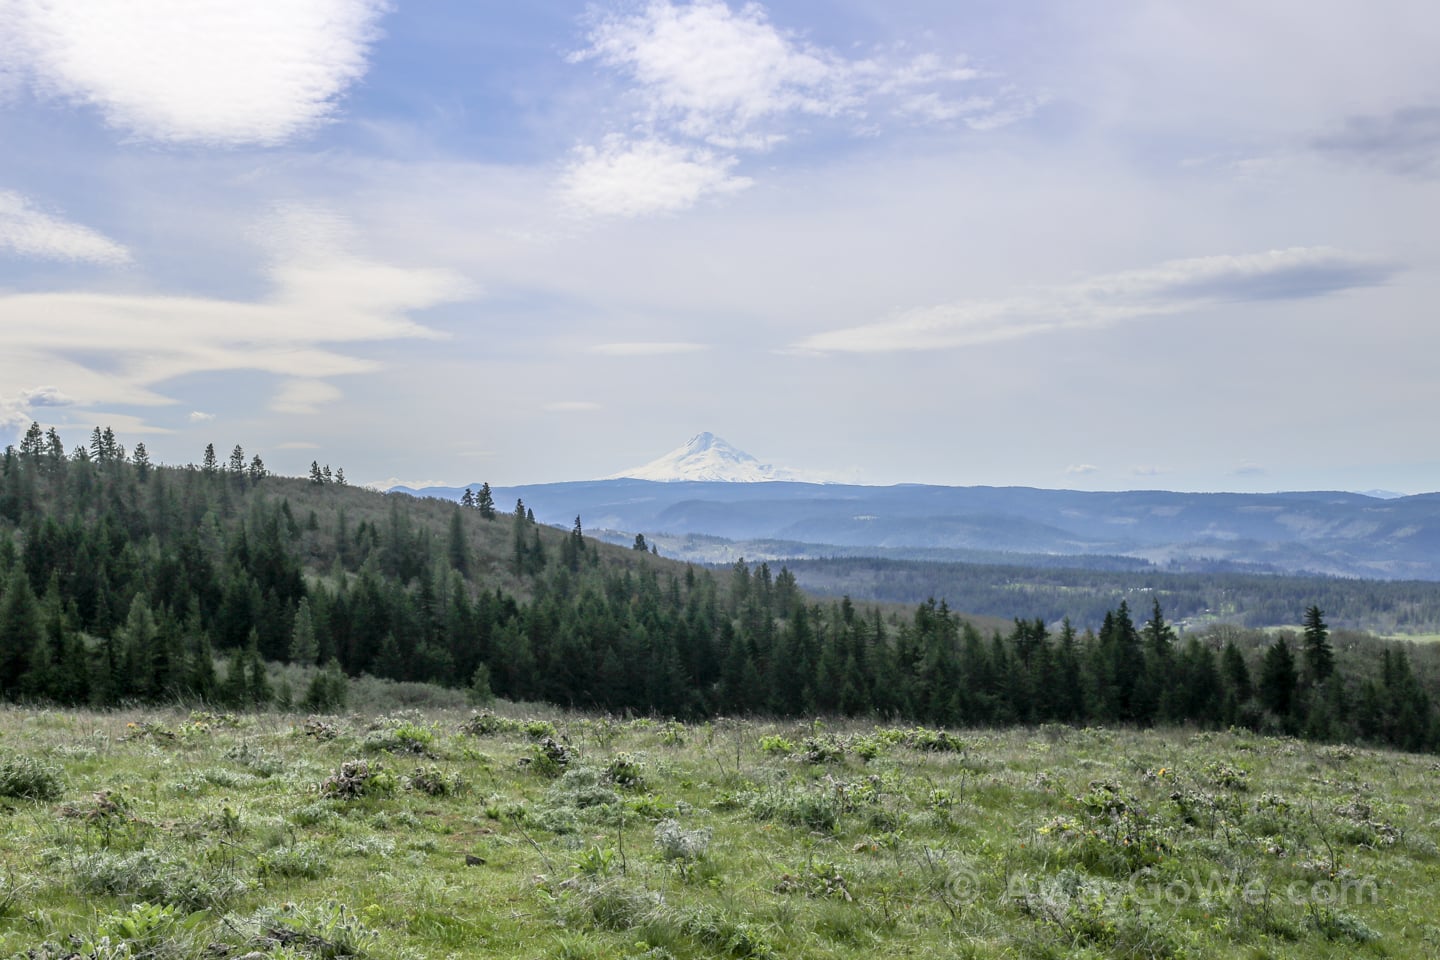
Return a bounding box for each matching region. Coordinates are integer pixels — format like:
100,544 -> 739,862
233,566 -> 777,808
778,556 -> 1440,634
2,424 -> 1438,753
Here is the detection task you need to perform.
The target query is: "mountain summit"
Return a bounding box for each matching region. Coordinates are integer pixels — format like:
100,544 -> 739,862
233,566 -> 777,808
606,432 -> 801,482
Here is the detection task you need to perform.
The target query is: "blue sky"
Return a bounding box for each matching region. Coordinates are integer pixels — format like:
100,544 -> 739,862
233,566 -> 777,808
1,0 -> 1437,492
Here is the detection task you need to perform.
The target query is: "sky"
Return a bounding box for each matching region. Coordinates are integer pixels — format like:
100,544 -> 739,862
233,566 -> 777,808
1,0 -> 1437,493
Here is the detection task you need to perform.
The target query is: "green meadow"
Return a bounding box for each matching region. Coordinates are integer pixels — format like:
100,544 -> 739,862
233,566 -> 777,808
1,704 -> 1437,960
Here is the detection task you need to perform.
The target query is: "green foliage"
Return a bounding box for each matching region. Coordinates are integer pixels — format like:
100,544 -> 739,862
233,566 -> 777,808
405,764 -> 467,797
258,900 -> 379,958
318,758 -> 396,800
757,735 -> 794,755
0,754 -> 63,800
603,752 -> 646,789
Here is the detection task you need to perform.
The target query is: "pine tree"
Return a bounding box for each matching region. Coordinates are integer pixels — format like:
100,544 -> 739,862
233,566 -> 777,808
202,444 -> 218,475
1302,605 -> 1335,685
477,483 -> 496,519
633,533 -> 648,551
132,442 -> 151,481
1258,637 -> 1298,721
289,597 -> 319,665
0,566 -> 40,697
447,507 -> 470,576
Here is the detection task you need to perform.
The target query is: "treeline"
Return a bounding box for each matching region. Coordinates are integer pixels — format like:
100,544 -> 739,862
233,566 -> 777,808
780,556 -> 1440,633
1,425 -> 1437,754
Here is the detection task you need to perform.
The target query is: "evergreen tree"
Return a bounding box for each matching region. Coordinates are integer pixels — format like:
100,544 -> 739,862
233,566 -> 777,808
1258,637 -> 1299,720
303,658 -> 349,712
0,566 -> 41,697
1302,605 -> 1335,685
132,442 -> 151,482
633,533 -> 648,551
447,507 -> 470,576
202,444 -> 218,475
477,483 -> 496,519
289,597 -> 319,665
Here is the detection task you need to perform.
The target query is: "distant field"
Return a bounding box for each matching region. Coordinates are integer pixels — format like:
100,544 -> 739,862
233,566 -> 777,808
1,704 -> 1438,959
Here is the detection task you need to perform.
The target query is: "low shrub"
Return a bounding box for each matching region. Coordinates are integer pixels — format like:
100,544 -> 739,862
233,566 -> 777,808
319,759 -> 396,800
0,754 -> 63,801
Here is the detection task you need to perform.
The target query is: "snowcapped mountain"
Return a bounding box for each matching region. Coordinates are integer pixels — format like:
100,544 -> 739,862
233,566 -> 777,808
606,432 -> 803,482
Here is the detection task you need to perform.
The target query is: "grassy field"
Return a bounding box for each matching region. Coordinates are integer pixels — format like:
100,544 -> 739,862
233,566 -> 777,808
1,705 -> 1437,959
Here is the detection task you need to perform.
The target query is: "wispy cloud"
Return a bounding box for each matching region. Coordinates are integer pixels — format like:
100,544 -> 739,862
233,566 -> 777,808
188,411 -> 216,423
590,340 -> 710,356
0,0 -> 389,145
1064,464 -> 1099,476
558,136 -> 751,218
574,1 -> 1019,148
794,247 -> 1392,354
0,207 -> 469,426
564,0 -> 1033,216
0,190 -> 131,264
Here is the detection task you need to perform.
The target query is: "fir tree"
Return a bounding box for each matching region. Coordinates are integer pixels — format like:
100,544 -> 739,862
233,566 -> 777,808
289,597 -> 319,665
1258,637 -> 1299,720
1302,605 -> 1335,685
477,482 -> 496,519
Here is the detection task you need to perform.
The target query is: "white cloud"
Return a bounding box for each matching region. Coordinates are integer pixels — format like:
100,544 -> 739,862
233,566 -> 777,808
1064,463 -> 1099,476
794,247 -> 1390,353
1130,465 -> 1170,477
591,341 -> 710,356
543,401 -> 600,413
188,411 -> 216,422
0,0 -> 388,145
0,190 -> 131,263
563,1 -> 1033,218
574,1 -> 1010,149
558,136 -> 751,217
271,379 -> 343,415
576,0 -> 844,148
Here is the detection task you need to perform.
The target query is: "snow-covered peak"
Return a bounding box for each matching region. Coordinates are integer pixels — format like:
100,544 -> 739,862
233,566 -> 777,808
607,432 -> 803,482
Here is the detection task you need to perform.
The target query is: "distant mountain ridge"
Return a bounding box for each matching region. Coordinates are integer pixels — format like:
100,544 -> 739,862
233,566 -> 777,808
604,432 -> 804,482
384,434 -> 1440,580
388,476 -> 1440,580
